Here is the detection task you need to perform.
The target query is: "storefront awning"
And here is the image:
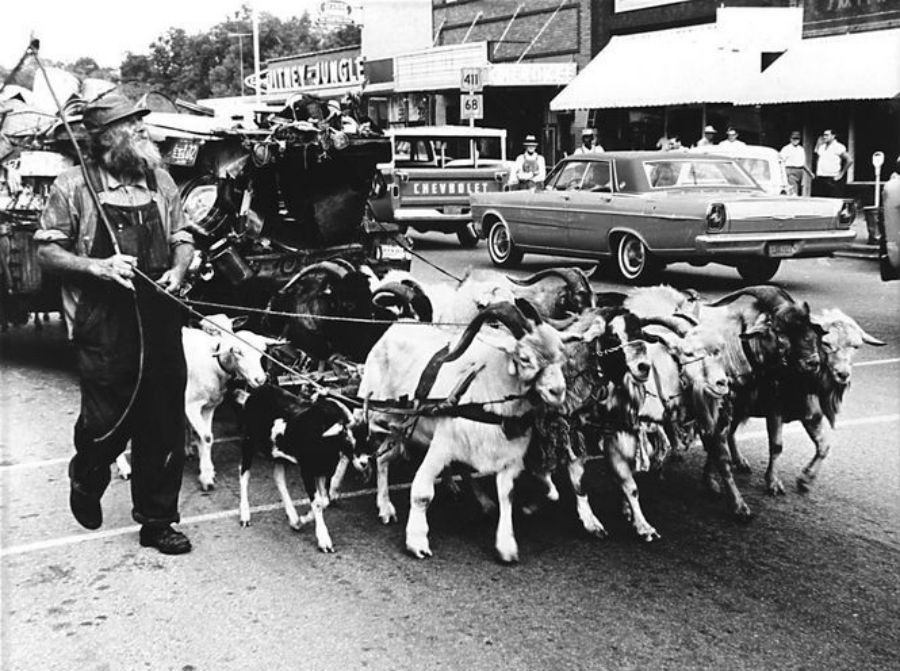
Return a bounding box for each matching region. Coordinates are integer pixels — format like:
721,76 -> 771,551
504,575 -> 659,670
550,24 -> 758,111
736,29 -> 900,105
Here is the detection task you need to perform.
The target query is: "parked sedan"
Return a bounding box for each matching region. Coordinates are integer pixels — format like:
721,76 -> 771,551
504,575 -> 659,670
471,151 -> 857,283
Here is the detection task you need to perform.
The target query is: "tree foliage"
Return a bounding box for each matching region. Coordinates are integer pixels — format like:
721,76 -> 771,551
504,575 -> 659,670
119,6 -> 362,101
2,5 -> 360,102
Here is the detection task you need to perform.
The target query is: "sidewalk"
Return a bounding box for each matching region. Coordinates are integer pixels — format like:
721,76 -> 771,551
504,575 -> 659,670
834,212 -> 879,260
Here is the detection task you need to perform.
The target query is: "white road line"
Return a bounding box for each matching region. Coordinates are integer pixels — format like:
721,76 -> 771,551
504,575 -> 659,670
856,357 -> 900,367
2,414 -> 898,559
0,482 -> 409,558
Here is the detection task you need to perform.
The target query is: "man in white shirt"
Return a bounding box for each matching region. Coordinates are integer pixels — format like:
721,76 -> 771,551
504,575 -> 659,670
813,129 -> 852,197
573,128 -> 604,154
510,134 -> 546,190
718,126 -> 746,149
779,130 -> 807,196
695,125 -> 716,147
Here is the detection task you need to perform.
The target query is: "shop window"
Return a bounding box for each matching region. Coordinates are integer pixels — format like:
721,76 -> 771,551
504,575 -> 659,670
852,103 -> 900,182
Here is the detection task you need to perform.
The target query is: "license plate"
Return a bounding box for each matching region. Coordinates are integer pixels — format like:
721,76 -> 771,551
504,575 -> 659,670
444,205 -> 465,215
379,244 -> 409,261
768,242 -> 798,258
167,139 -> 200,167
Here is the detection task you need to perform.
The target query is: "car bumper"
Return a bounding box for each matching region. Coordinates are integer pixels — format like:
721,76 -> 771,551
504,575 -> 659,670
694,229 -> 856,257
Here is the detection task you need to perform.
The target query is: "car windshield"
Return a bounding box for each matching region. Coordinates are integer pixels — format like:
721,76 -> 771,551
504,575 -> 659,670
394,136 -> 503,167
735,157 -> 772,185
643,159 -> 757,189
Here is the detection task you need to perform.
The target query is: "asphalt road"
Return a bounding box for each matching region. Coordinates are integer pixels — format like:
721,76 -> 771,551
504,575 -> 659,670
1,238 -> 898,671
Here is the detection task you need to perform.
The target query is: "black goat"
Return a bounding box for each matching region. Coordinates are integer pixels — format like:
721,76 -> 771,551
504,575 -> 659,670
237,384 -> 364,553
267,261 -> 432,364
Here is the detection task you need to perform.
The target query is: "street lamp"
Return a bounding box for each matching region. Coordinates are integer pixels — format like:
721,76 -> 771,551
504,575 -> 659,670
227,31 -> 252,97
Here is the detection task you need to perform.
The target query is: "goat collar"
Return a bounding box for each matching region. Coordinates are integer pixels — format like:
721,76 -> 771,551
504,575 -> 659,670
441,405 -> 535,440
213,347 -> 237,378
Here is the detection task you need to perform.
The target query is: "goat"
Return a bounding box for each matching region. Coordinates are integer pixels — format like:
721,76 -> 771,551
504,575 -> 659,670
505,266 -> 596,318
358,300 -> 568,562
267,261 -> 431,364
727,307 -> 885,495
236,384 -> 364,552
614,284 -> 825,520
182,316 -> 279,490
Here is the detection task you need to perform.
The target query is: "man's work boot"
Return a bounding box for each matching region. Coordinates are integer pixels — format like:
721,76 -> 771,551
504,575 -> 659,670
68,457 -> 111,530
139,525 -> 192,555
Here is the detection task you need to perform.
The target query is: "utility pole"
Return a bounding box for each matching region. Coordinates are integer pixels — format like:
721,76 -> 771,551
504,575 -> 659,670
227,31 -> 252,97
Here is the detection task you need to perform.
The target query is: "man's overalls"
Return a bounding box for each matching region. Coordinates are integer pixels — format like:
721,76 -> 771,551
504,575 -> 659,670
518,153 -> 542,191
71,166 -> 187,526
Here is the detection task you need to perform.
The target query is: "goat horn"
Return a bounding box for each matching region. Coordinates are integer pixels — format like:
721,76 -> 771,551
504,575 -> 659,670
838,314 -> 887,346
705,285 -> 796,311
640,316 -> 689,337
507,266 -> 592,297
442,302 -> 531,363
545,314 -> 578,331
672,311 -> 699,327
514,297 -> 544,326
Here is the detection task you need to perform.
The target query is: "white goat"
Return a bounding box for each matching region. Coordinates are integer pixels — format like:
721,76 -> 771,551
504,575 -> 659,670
358,300 -> 568,563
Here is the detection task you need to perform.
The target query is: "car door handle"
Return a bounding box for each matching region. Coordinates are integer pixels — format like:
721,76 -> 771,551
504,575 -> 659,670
562,194 -> 570,201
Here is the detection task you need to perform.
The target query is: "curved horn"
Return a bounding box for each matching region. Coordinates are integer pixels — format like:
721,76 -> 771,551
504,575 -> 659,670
506,268 -> 565,286
545,314 -> 579,331
672,311 -> 699,327
836,313 -> 887,347
322,395 -> 355,425
514,297 -> 544,325
508,267 -> 593,303
278,260 -> 349,296
640,316 -> 690,337
705,285 -> 795,311
442,302 -> 531,363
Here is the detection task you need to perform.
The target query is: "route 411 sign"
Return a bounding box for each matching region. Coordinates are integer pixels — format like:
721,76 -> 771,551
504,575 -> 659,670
460,94 -> 484,120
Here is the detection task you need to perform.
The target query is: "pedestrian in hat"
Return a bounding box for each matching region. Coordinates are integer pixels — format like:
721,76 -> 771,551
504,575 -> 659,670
694,125 -> 717,148
573,127 -> 603,155
35,91 -> 195,554
510,134 -> 546,191
779,130 -> 808,196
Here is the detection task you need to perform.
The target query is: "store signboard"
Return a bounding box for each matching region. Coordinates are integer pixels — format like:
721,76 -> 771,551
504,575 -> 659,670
266,48 -> 365,94
614,0 -> 689,13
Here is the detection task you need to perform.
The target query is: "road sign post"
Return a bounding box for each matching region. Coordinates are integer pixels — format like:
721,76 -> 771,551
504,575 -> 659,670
460,94 -> 484,122
460,67 -> 484,127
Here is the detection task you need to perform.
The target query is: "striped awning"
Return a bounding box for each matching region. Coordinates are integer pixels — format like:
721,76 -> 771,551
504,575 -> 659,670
735,29 -> 900,104
550,24 -> 758,111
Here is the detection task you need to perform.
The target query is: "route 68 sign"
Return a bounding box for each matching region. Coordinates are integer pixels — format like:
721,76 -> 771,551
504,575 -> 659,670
460,94 -> 483,120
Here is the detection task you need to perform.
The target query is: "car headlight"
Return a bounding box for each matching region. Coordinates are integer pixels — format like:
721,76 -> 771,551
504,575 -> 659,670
706,202 -> 727,231
838,200 -> 856,225
183,184 -> 219,227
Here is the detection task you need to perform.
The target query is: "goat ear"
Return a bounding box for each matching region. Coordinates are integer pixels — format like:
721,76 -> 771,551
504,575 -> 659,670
231,316 -> 249,330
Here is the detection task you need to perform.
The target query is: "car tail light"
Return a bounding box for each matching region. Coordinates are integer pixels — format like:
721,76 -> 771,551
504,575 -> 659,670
838,199 -> 856,225
706,203 -> 727,231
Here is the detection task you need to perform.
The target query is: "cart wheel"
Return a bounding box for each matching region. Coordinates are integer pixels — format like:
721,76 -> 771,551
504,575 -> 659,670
487,220 -> 523,268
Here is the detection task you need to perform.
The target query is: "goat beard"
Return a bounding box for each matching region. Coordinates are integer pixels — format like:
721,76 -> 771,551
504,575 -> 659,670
94,126 -> 162,181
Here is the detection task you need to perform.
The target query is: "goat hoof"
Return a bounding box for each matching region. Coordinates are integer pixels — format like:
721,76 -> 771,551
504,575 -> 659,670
637,527 -> 661,542
733,504 -> 754,523
796,476 -> 813,493
734,459 -> 752,474
239,519 -> 251,528
766,479 -> 786,496
378,503 -> 397,524
199,480 -> 215,492
583,518 -> 608,539
406,539 -> 432,559
319,542 -> 335,553
289,519 -> 304,531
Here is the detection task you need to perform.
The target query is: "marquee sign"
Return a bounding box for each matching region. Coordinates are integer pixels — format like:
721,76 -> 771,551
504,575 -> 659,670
265,53 -> 365,94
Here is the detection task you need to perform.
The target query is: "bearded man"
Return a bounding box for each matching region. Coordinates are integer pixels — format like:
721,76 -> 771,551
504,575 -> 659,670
35,92 -> 195,554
